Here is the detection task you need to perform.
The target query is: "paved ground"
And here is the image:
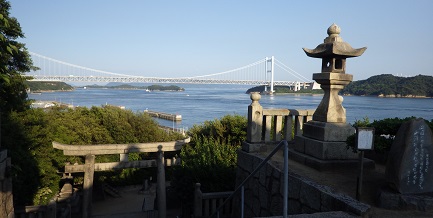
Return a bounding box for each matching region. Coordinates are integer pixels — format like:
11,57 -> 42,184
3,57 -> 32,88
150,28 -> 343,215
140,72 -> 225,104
91,185 -> 181,218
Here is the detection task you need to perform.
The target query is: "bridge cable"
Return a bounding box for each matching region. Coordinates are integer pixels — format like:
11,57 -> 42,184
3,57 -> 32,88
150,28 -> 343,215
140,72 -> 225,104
29,51 -> 137,77
274,58 -> 311,82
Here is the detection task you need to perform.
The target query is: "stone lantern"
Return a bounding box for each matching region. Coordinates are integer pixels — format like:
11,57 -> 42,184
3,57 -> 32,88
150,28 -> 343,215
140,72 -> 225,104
293,24 -> 370,170
303,23 -> 366,123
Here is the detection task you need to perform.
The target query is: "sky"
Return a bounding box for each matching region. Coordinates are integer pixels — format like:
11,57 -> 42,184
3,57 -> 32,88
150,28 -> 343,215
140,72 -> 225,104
8,0 -> 433,81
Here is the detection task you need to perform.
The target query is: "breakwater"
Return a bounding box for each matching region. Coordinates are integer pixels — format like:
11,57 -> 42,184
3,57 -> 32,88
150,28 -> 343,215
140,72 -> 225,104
144,110 -> 182,121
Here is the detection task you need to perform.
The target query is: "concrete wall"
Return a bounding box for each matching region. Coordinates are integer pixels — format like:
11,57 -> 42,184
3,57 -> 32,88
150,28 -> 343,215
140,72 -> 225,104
233,150 -> 370,217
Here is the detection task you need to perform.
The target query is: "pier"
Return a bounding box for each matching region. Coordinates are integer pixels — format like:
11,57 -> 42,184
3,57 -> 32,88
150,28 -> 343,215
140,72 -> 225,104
144,110 -> 182,121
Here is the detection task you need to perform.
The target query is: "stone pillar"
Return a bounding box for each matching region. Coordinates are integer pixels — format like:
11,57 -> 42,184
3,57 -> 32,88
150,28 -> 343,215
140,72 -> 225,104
156,145 -> 166,218
311,73 -> 352,123
82,154 -> 95,218
119,153 -> 128,162
0,150 -> 14,218
247,92 -> 263,143
244,92 -> 266,153
194,183 -> 203,216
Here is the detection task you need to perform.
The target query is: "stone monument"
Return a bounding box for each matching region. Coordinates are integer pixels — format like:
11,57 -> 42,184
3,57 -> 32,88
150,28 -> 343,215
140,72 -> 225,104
379,118 -> 433,211
386,118 -> 433,194
292,24 -> 369,170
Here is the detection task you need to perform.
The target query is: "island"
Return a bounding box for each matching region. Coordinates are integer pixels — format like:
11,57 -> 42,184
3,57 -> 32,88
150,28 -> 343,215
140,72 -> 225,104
246,85 -> 323,94
25,81 -> 74,92
25,81 -> 185,92
341,74 -> 433,98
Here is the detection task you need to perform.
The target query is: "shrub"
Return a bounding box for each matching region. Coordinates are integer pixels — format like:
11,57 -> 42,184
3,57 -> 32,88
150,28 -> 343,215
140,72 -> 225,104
187,114 -> 247,147
347,117 -> 433,153
171,114 -> 246,214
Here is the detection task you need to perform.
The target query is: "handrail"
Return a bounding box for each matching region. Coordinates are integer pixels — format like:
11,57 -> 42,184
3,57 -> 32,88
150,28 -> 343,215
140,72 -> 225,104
211,140 -> 289,218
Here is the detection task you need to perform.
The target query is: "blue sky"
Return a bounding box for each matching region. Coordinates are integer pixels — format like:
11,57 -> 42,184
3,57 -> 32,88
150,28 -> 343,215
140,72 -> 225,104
9,0 -> 433,81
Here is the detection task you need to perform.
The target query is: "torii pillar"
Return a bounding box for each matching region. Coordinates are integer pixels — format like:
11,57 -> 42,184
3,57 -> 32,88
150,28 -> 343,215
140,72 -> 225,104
293,24 -> 371,170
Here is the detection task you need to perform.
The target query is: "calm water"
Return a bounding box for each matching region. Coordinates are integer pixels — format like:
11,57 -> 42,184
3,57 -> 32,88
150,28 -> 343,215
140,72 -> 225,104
28,84 -> 433,129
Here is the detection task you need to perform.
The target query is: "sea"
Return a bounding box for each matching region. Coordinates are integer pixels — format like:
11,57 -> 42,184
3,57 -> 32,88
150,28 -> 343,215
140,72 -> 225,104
28,84 -> 433,130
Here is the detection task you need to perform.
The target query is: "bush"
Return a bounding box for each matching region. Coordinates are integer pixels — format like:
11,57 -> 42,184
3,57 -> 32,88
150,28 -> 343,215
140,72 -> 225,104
347,117 -> 433,153
187,114 -> 247,147
171,114 -> 246,214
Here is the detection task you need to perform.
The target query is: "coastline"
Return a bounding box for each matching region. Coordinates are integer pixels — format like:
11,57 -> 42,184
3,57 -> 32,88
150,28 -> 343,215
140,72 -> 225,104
29,89 -> 74,93
343,93 -> 433,99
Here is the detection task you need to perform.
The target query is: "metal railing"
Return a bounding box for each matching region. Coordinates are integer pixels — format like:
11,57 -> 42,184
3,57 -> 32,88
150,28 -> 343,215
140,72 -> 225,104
211,140 -> 289,218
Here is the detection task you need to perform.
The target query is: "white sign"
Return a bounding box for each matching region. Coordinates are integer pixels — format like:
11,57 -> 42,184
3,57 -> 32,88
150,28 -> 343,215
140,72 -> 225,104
357,128 -> 374,150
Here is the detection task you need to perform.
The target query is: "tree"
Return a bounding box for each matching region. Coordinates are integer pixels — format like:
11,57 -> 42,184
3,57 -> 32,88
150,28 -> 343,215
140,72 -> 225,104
0,0 -> 37,206
0,0 -> 35,113
171,114 -> 246,215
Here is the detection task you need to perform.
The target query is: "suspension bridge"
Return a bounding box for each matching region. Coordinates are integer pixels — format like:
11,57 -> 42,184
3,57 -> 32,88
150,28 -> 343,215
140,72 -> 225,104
27,52 -> 313,92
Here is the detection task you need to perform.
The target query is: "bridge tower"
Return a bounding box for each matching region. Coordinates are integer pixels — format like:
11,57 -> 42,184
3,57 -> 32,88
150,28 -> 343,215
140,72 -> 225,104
265,56 -> 275,93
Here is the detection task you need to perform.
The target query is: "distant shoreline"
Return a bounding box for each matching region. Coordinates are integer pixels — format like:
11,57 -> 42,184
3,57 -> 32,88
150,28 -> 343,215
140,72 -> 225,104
343,93 -> 433,99
29,89 -> 73,93
80,87 -> 184,92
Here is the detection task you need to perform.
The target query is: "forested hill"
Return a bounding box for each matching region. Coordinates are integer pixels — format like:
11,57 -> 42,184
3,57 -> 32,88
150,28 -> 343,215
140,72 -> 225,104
341,74 -> 433,97
26,81 -> 74,92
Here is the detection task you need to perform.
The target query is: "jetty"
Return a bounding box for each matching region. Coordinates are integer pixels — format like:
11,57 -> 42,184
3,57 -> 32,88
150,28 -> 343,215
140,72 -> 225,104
144,110 -> 182,121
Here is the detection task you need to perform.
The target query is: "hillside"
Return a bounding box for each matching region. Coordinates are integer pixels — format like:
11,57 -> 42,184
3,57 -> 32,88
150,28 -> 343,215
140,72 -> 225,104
26,81 -> 74,92
341,74 -> 433,97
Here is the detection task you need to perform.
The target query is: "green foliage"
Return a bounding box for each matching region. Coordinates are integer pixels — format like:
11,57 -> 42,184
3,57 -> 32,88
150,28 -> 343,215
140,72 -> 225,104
342,74 -> 433,97
346,117 -> 433,153
25,81 -> 74,92
0,0 -> 36,113
33,187 -> 53,205
187,114 -> 247,147
2,106 -> 184,206
180,138 -> 238,170
171,115 -> 245,212
171,138 -> 238,211
147,84 -> 184,91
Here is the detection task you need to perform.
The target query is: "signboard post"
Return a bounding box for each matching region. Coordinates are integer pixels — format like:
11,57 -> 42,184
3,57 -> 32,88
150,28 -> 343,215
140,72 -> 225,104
356,127 -> 374,201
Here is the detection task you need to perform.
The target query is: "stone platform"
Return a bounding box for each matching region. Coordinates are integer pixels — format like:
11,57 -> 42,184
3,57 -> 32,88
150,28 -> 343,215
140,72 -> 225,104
289,147 -> 375,171
378,186 -> 433,212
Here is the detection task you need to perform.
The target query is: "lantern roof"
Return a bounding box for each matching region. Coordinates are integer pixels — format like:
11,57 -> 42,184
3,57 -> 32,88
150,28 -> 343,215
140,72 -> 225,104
303,24 -> 366,58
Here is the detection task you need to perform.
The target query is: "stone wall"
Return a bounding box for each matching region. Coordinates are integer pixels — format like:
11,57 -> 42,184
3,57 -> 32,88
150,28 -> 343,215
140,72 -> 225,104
0,150 -> 14,218
233,150 -> 370,217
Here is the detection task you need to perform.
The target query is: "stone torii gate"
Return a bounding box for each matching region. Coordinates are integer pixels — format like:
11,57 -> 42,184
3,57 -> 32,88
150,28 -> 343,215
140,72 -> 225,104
53,138 -> 190,218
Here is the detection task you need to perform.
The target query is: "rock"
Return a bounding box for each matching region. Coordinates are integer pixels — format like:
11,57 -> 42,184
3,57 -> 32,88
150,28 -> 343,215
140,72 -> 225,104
385,118 -> 433,194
